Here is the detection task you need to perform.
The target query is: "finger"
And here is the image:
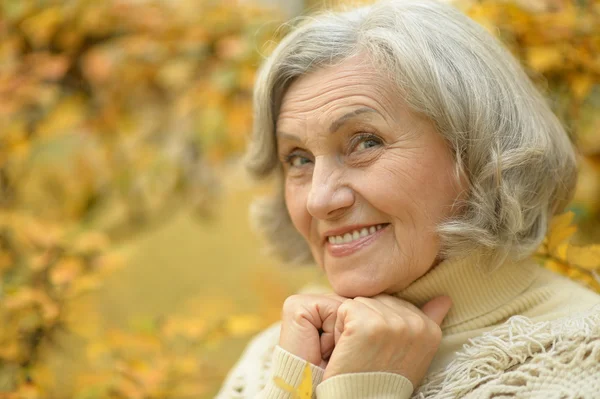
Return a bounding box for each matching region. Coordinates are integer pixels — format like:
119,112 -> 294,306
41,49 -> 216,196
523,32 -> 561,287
324,292 -> 350,302
319,298 -> 341,359
321,330 -> 335,360
351,296 -> 388,316
371,294 -> 424,315
333,298 -> 384,344
282,294 -> 343,329
280,294 -> 345,366
318,298 -> 342,331
421,296 -> 452,326
333,298 -> 371,345
333,299 -> 350,346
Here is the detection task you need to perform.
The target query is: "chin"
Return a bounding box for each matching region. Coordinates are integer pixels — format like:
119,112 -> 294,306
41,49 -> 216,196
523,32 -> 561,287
328,272 -> 390,299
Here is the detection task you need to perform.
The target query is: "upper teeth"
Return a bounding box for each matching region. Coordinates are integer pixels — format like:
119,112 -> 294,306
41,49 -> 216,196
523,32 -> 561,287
328,224 -> 385,245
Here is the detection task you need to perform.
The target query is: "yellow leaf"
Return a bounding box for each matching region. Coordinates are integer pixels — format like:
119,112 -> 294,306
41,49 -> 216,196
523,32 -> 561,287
4,288 -> 36,310
50,258 -> 83,286
567,267 -> 585,280
566,245 -> 600,271
0,342 -> 22,362
547,212 -> 577,254
67,275 -> 102,298
553,242 -> 569,259
224,314 -> 262,337
20,7 -> 62,48
32,290 -> 60,322
274,363 -> 312,399
274,377 -> 295,394
0,251 -> 15,272
544,259 -> 569,276
297,363 -> 313,399
157,59 -> 196,91
527,46 -> 563,72
73,231 -> 111,254
36,96 -> 86,138
15,382 -> 42,399
569,73 -> 594,100
173,356 -> 200,375
162,316 -> 206,339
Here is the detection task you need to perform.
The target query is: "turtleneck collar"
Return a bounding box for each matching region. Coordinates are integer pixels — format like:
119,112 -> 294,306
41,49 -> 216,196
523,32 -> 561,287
396,254 -> 541,334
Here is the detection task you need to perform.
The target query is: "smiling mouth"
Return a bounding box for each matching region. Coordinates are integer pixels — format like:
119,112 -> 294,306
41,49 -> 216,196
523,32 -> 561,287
325,223 -> 390,258
327,223 -> 388,245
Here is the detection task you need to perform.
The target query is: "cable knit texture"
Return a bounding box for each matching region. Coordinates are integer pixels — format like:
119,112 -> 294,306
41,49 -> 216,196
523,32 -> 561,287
216,255 -> 600,398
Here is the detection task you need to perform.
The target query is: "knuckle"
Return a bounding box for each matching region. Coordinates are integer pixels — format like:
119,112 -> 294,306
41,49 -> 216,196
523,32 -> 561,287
351,296 -> 368,306
429,324 -> 443,343
282,295 -> 311,321
363,317 -> 388,338
282,295 -> 302,313
408,316 -> 428,333
388,317 -> 409,335
371,294 -> 390,302
337,298 -> 355,314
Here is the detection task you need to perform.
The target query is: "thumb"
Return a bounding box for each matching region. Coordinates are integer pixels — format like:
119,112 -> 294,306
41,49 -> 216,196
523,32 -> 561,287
421,296 -> 452,326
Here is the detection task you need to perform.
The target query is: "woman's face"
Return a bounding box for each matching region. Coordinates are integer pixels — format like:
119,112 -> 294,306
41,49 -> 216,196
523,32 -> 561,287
276,56 -> 465,298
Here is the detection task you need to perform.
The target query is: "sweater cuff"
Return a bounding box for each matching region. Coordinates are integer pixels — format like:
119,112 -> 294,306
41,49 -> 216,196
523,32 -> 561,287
262,345 -> 325,399
316,372 -> 413,399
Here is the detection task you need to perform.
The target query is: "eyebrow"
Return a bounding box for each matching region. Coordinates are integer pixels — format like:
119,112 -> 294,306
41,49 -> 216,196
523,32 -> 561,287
276,107 -> 378,142
329,107 -> 377,133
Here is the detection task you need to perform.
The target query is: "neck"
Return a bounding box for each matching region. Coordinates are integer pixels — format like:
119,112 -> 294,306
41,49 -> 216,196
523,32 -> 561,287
396,253 -> 541,334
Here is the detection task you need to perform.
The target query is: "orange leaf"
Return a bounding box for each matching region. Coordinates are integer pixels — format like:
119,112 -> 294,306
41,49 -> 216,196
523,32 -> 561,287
0,252 -> 15,272
50,258 -> 83,286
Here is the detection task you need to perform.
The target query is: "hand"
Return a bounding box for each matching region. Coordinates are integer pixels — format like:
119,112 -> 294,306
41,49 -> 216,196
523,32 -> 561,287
279,294 -> 346,368
323,294 -> 452,387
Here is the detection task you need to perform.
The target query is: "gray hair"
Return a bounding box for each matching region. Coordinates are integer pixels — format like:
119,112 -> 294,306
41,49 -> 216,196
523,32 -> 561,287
245,0 -> 577,268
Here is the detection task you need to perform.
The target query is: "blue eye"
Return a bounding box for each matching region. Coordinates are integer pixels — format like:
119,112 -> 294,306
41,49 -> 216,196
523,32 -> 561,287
290,155 -> 311,167
284,152 -> 312,168
352,133 -> 383,152
356,138 -> 380,151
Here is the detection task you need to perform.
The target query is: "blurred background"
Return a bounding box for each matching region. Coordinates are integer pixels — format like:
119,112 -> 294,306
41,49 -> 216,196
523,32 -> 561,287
0,0 -> 599,398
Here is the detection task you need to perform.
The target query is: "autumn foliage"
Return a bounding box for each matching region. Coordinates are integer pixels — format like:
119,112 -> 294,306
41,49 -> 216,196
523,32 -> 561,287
0,0 -> 599,398
1,0 -> 285,397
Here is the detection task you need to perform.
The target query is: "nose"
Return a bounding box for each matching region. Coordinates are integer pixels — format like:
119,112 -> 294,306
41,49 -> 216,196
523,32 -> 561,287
306,156 -> 354,220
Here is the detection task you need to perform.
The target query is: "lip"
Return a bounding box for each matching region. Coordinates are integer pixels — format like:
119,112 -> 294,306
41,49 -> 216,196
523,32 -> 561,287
322,223 -> 387,240
325,224 -> 389,258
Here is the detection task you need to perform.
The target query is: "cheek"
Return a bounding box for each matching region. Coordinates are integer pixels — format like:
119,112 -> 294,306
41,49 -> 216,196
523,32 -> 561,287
361,157 -> 456,239
361,161 -> 425,218
285,181 -> 311,239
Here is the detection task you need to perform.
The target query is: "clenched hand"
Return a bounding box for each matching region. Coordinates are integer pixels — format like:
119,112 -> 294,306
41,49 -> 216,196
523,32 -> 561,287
278,293 -> 451,388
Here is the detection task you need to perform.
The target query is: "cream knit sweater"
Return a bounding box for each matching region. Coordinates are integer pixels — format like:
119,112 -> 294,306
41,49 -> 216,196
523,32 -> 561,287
216,255 -> 600,398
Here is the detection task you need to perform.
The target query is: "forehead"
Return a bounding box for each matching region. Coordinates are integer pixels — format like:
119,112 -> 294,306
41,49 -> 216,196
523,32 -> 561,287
277,57 -> 399,129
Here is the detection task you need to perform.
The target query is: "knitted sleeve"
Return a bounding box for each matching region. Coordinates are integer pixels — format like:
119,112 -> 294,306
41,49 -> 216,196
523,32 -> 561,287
215,322 -> 324,399
215,322 -> 413,399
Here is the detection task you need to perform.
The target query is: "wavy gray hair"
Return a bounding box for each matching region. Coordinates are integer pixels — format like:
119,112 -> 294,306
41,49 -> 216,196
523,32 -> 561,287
245,0 -> 577,268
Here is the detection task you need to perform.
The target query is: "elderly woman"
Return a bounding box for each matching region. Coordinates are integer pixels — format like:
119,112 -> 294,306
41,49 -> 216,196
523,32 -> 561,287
217,0 -> 600,397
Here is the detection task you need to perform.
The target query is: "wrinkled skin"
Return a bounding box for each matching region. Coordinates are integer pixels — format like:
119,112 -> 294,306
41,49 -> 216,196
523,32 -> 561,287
275,56 -> 464,385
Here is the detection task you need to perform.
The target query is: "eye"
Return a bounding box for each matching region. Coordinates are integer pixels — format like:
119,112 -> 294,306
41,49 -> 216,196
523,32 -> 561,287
283,151 -> 313,168
351,133 -> 383,152
289,155 -> 311,167
356,138 -> 381,151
